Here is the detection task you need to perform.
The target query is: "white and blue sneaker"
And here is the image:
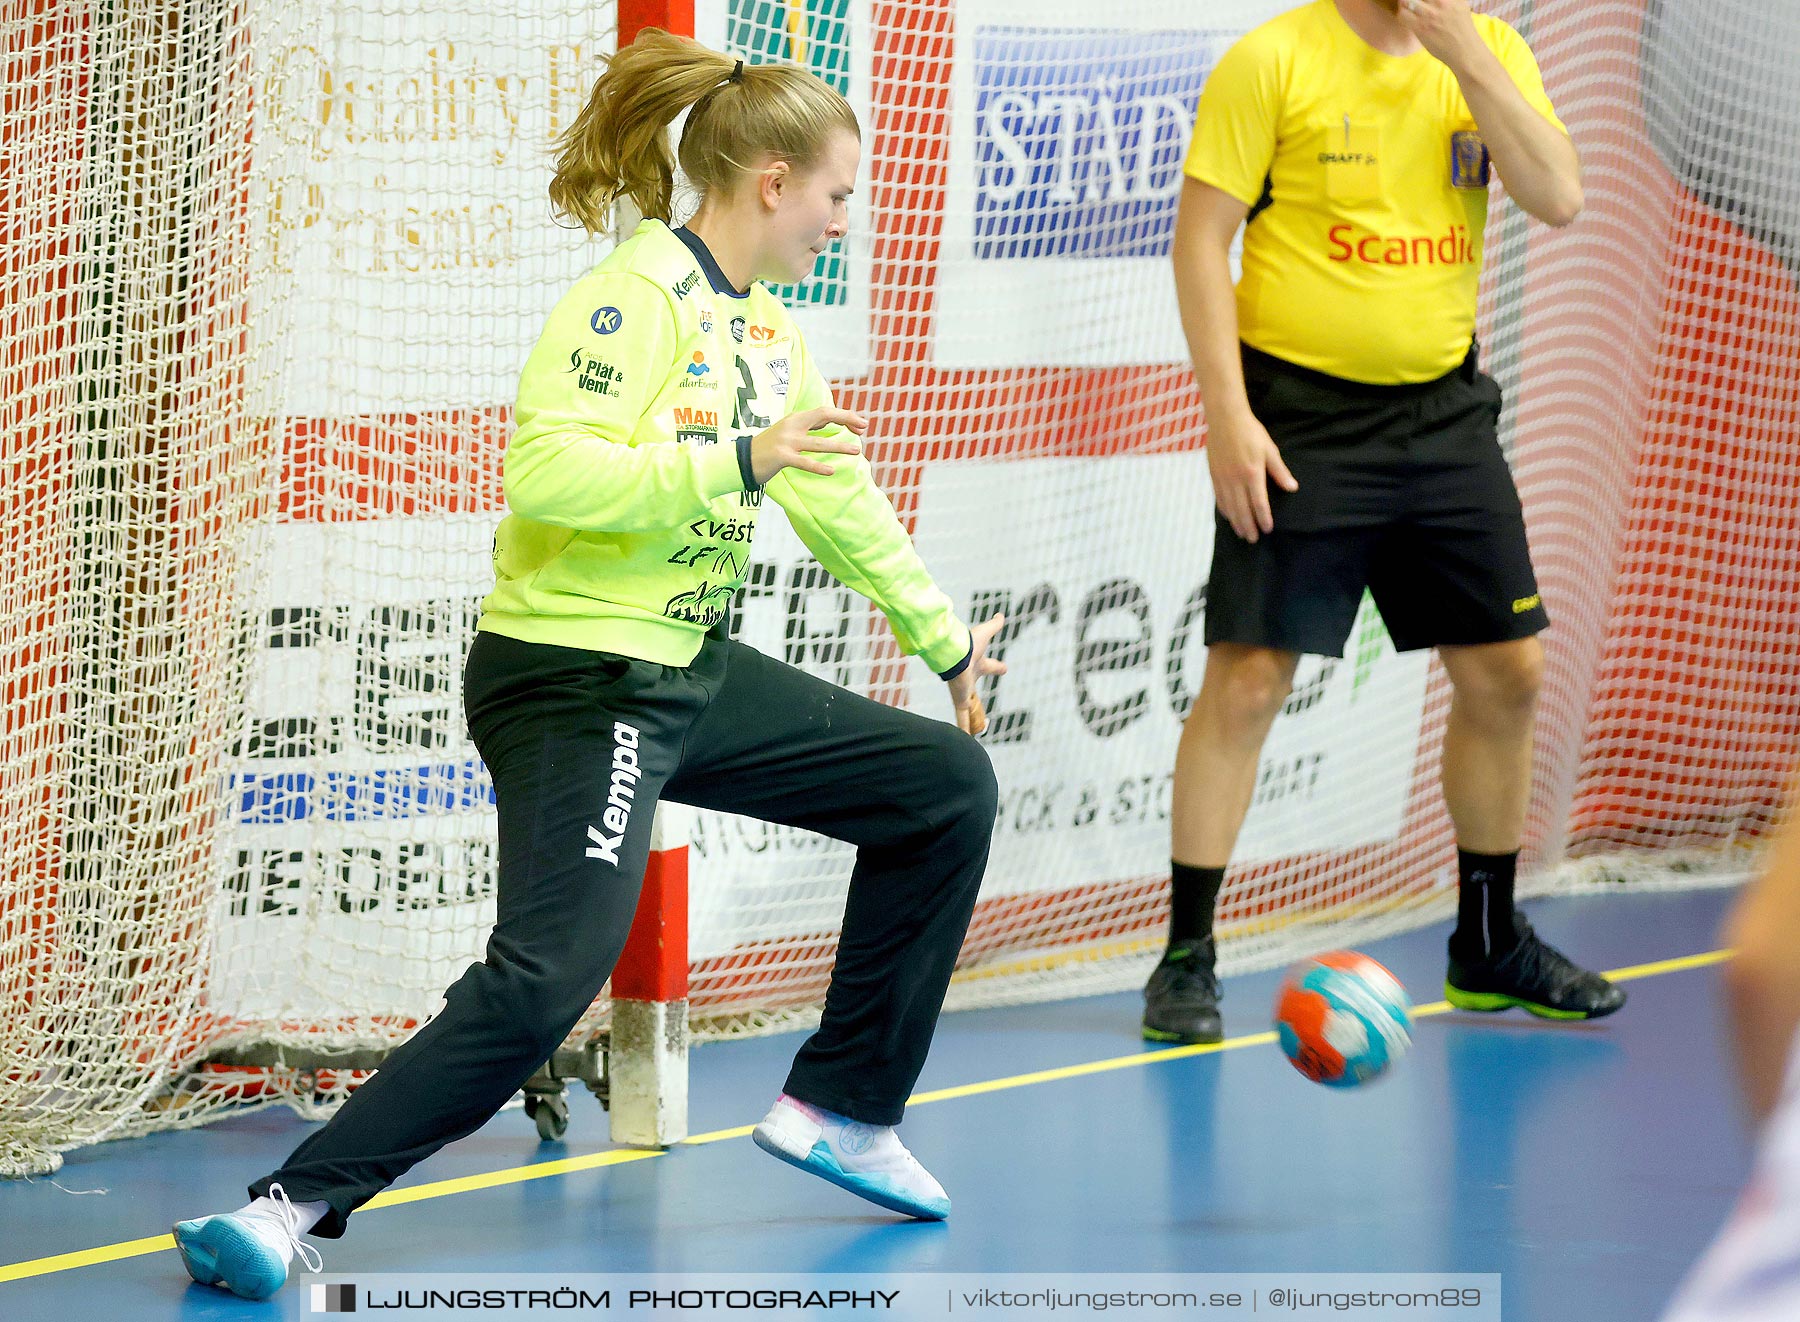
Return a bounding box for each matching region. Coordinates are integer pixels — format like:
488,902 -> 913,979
752,1094 -> 950,1221
173,1183 -> 324,1300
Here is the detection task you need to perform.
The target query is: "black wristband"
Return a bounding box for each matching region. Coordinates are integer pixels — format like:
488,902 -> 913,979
734,434 -> 762,494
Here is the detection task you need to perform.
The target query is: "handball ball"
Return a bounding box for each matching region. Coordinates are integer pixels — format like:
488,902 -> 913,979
1274,952 -> 1412,1088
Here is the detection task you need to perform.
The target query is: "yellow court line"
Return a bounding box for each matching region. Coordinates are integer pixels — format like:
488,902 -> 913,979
363,1146 -> 664,1210
0,1150 -> 671,1284
1605,948 -> 1733,981
0,946 -> 1732,1285
0,1236 -> 178,1284
909,1032 -> 1278,1106
681,1123 -> 755,1146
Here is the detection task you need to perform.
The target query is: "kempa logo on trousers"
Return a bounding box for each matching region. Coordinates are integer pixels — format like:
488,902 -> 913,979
585,722 -> 643,865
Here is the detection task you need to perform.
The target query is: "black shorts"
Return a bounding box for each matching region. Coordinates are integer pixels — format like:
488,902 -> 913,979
1203,343 -> 1550,657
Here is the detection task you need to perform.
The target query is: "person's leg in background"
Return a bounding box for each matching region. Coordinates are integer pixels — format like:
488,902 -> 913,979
1435,636 -> 1623,1017
1146,642 -> 1299,1043
1374,365 -> 1623,1019
1145,513 -> 1373,1044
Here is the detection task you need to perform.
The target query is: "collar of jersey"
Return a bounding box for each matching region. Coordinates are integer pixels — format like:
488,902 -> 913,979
671,225 -> 752,301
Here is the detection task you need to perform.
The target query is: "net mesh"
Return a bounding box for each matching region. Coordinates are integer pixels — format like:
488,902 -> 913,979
3,0 -> 1795,1176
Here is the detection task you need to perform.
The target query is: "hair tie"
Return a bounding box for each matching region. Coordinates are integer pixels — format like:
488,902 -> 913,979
730,58 -> 744,82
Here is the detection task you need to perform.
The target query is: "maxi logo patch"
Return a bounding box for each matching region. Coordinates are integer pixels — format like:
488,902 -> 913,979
674,405 -> 718,446
973,27 -> 1216,260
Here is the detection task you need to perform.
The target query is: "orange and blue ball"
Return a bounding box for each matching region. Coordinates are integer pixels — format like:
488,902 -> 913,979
1274,951 -> 1412,1088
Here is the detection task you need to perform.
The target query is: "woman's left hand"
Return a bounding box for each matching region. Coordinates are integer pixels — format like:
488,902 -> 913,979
949,613 -> 1008,736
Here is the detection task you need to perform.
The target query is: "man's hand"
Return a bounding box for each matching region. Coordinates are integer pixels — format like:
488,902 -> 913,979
1206,408 -> 1297,543
1397,0 -> 1483,70
949,612 -> 1008,735
1400,0 -> 1583,226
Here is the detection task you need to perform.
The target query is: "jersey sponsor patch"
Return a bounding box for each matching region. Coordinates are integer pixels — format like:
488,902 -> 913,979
663,579 -> 735,627
673,406 -> 718,447
686,351 -> 711,377
565,348 -> 625,398
1450,131 -> 1491,189
589,306 -> 622,335
768,356 -> 790,397
1327,223 -> 1478,267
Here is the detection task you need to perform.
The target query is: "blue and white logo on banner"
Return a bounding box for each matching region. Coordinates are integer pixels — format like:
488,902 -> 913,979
973,28 -> 1214,260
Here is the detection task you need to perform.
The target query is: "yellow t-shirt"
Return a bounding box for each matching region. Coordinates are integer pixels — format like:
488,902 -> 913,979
1184,0 -> 1566,384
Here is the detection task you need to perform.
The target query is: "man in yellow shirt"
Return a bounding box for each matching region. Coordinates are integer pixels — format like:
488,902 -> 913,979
1145,0 -> 1625,1043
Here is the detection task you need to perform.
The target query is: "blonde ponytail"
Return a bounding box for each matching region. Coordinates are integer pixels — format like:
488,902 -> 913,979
549,29 -> 858,234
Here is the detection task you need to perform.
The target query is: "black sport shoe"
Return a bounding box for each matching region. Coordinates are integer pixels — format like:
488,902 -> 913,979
1142,936 -> 1223,1044
1445,915 -> 1626,1020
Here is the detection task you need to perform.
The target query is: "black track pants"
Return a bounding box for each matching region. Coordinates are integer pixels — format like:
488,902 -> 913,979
252,631 -> 997,1236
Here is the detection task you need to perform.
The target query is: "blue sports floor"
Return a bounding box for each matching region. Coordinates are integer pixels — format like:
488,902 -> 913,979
0,889 -> 1750,1321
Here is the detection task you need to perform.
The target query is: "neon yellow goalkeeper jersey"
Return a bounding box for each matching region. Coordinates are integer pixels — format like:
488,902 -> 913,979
479,219 -> 971,676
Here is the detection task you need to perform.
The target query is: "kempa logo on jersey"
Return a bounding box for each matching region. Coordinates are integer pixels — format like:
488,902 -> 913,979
585,722 -> 643,866
1327,223 -> 1478,267
672,271 -> 701,300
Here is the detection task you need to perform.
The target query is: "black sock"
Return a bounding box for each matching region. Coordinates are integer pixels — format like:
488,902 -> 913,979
1168,861 -> 1225,951
1452,848 -> 1520,961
